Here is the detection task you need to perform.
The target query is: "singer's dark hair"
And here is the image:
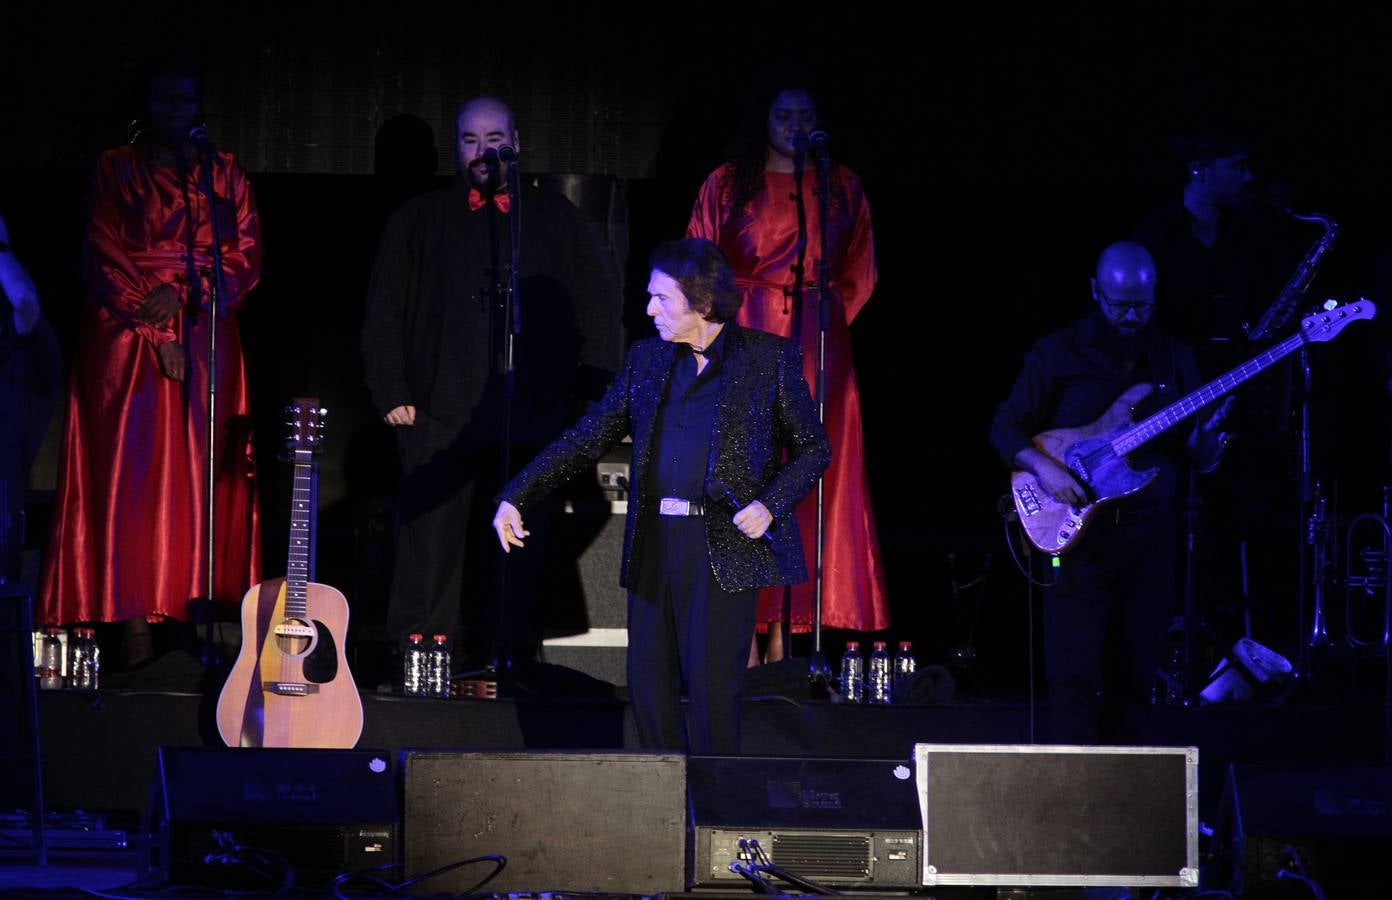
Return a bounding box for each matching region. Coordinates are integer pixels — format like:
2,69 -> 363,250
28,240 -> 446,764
649,238 -> 742,323
721,71 -> 843,220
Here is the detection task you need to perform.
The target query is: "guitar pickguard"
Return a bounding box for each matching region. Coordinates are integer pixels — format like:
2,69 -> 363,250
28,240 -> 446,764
1064,433 -> 1157,504
303,620 -> 339,683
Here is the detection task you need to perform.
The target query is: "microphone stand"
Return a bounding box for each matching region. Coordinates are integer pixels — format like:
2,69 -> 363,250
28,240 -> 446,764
191,138 -> 228,672
492,153 -> 522,683
807,135 -> 834,693
1246,210 -> 1337,685
785,137 -> 822,690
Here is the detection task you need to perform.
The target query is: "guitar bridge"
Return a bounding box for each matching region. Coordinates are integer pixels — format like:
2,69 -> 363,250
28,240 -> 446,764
266,682 -> 320,696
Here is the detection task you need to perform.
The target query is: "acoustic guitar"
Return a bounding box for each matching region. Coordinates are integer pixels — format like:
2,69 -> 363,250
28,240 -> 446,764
216,398 -> 363,747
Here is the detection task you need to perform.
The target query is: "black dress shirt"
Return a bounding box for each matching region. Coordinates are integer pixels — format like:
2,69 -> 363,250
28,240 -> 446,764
649,327 -> 728,503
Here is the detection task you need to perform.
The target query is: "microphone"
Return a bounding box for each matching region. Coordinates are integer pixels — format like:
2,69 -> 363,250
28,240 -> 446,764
187,125 -> 215,155
714,483 -> 778,543
808,130 -> 831,168
483,145 -> 518,164
791,131 -> 809,155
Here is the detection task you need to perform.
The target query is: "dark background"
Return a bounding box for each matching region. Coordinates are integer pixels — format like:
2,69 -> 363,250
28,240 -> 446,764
4,1 -> 1390,694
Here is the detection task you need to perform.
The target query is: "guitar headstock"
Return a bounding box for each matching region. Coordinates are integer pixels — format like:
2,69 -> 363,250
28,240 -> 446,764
1300,298 -> 1376,343
284,397 -> 327,456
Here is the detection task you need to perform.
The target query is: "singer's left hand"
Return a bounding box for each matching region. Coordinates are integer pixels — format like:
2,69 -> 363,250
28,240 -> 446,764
733,501 -> 773,540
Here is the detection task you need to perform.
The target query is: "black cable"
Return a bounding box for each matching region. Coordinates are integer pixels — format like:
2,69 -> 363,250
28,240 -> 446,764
1000,502 -> 1058,589
1276,844 -> 1327,900
728,860 -> 778,893
751,862 -> 840,895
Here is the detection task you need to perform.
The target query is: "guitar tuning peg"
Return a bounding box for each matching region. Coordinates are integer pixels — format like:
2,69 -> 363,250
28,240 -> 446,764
319,408 -> 328,416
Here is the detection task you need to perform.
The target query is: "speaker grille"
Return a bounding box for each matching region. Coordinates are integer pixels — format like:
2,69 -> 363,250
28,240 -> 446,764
772,833 -> 871,878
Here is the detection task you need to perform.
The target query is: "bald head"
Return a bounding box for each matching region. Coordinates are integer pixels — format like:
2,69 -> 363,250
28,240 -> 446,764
455,96 -> 519,182
1093,242 -> 1157,335
1095,242 -> 1156,301
457,96 -> 515,135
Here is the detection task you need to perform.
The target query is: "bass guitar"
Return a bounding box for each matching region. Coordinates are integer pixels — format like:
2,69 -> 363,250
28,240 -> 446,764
1011,300 -> 1376,554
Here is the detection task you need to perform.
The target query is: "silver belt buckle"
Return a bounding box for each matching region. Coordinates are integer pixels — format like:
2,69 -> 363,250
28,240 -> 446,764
659,498 -> 689,516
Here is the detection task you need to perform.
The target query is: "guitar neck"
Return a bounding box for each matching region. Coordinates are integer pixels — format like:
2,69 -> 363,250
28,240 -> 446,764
286,449 -> 314,618
1112,329 -> 1307,457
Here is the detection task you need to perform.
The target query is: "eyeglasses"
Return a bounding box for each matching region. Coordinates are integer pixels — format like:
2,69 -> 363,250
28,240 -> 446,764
1097,289 -> 1154,315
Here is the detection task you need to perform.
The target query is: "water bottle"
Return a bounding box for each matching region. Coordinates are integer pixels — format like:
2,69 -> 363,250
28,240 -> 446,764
893,641 -> 916,684
428,634 -> 451,698
868,641 -> 892,704
83,628 -> 102,691
839,641 -> 864,703
403,633 -> 427,696
68,627 -> 99,691
66,628 -> 87,690
38,627 -> 64,690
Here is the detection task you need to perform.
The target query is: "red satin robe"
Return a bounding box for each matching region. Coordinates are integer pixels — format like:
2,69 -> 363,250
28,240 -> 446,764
687,163 -> 889,632
39,144 -> 262,625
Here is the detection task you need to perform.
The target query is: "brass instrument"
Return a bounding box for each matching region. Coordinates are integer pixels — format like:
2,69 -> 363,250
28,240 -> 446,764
1343,487 -> 1391,651
1249,209 -> 1338,341
1307,481 -> 1336,646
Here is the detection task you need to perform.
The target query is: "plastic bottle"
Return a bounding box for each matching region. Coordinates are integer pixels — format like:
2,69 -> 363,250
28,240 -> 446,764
839,641 -> 864,703
67,627 -> 96,690
893,641 -> 916,684
79,627 -> 101,691
428,634 -> 451,698
403,633 -> 428,696
868,641 -> 892,704
66,628 -> 87,690
38,627 -> 64,690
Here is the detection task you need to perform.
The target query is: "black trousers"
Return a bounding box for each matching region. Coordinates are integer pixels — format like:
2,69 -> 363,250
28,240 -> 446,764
388,421 -> 554,667
1043,506 -> 1176,744
628,515 -> 758,754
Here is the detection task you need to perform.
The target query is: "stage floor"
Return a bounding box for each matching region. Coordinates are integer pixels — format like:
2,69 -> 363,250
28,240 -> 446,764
18,671 -> 1388,819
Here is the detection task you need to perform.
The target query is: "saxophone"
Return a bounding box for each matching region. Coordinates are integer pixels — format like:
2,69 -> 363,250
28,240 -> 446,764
1247,208 -> 1338,341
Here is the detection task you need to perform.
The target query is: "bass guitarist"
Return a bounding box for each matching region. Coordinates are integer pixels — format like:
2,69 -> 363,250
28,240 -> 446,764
989,241 -> 1230,744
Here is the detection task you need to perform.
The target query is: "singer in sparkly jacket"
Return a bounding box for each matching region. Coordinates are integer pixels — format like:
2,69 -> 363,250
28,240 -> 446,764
494,238 -> 830,754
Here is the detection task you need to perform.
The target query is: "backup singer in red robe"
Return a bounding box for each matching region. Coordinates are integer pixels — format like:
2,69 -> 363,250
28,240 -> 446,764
39,66 -> 262,652
687,81 -> 888,660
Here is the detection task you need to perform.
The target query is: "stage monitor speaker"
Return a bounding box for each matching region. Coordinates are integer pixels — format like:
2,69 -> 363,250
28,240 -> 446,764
403,750 -> 685,894
146,747 -> 397,889
1213,763 -> 1392,897
687,755 -> 922,889
915,743 -> 1198,889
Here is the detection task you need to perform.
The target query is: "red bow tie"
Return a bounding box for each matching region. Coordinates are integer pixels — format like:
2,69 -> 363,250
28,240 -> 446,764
468,188 -> 511,213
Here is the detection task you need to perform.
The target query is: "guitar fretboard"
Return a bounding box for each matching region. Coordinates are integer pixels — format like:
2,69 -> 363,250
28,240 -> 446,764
286,449 -> 313,619
1110,301 -> 1373,457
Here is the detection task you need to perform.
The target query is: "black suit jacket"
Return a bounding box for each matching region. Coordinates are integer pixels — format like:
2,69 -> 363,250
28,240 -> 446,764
501,324 -> 830,592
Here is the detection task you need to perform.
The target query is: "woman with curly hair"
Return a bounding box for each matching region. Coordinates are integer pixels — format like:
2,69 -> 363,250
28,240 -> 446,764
687,78 -> 887,662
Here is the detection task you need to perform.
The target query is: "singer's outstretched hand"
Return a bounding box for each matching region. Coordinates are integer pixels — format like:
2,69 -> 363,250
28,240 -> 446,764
733,500 -> 773,540
493,501 -> 529,552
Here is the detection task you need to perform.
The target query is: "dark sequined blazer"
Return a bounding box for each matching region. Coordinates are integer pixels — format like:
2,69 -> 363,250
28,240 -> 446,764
501,323 -> 830,592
